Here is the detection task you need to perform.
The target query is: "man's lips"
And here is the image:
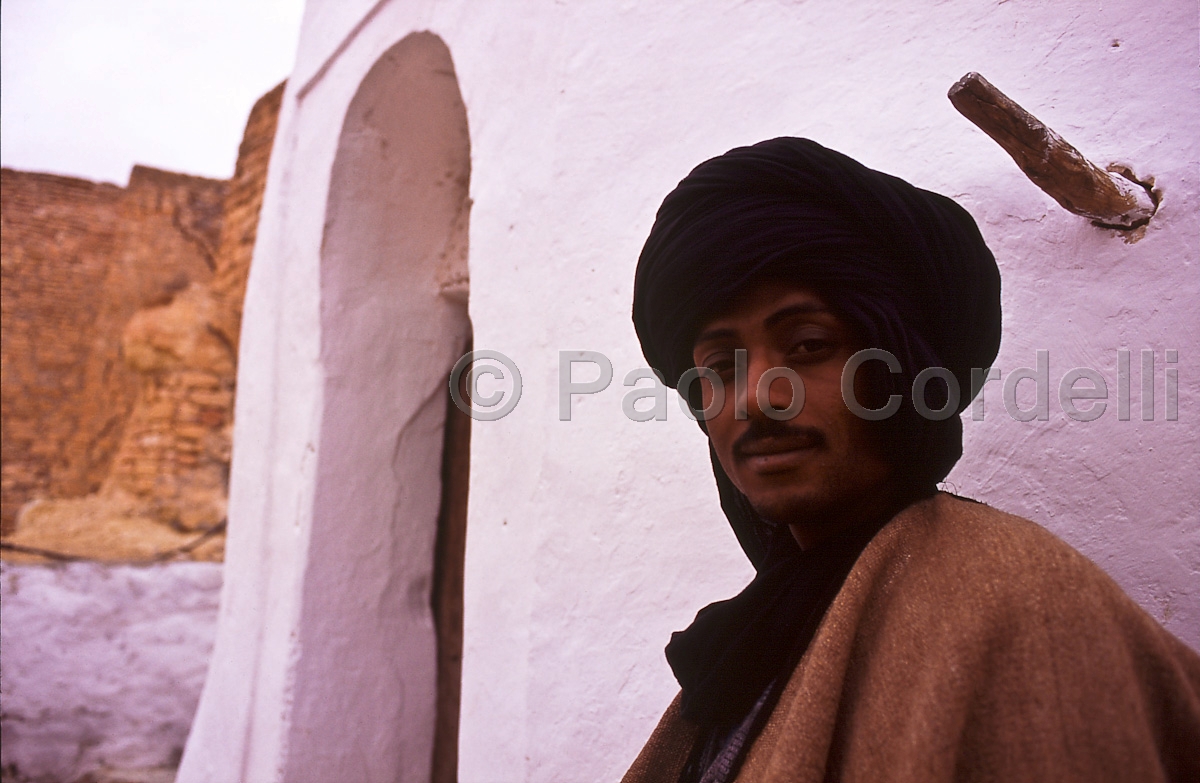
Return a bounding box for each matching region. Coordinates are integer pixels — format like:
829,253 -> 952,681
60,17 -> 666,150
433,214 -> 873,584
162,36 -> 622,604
733,428 -> 824,472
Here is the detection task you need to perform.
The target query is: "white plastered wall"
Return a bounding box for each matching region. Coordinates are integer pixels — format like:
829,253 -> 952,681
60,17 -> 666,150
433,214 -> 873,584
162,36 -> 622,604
181,1 -> 1198,781
178,29 -> 470,783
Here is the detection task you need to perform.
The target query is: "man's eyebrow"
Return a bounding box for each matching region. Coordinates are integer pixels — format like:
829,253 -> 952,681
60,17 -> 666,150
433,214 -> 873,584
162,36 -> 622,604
693,326 -> 739,345
763,301 -> 830,329
694,303 -> 832,347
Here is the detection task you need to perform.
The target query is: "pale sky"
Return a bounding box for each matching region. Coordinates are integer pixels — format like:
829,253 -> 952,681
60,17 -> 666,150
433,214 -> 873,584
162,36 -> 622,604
1,0 -> 306,185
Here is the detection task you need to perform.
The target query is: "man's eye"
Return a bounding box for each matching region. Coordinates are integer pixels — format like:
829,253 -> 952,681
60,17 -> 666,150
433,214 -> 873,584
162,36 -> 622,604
707,359 -> 736,379
700,354 -> 736,379
788,339 -> 834,361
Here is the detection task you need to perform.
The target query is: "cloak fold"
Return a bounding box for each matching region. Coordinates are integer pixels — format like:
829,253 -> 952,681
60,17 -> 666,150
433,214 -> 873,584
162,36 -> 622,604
622,494 -> 1200,783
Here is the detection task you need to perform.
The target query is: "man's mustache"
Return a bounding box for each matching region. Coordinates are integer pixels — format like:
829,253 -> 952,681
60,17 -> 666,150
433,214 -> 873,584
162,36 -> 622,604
732,419 -> 825,457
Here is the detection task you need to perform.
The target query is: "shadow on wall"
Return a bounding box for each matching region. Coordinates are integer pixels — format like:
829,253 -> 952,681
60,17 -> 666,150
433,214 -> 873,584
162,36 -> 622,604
295,31 -> 473,780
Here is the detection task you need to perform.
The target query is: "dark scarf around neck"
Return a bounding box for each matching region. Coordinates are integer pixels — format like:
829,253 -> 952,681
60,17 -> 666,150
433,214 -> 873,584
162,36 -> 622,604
665,454 -> 903,727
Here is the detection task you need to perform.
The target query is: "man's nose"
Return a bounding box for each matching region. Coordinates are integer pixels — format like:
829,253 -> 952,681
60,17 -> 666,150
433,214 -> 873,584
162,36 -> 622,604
739,354 -> 803,421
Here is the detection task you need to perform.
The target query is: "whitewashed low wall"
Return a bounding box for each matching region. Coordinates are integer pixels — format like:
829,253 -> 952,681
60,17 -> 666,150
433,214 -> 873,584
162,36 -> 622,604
0,561 -> 222,782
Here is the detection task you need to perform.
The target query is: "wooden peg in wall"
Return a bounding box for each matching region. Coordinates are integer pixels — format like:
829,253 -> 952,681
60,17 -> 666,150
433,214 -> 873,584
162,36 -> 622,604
948,72 -> 1156,230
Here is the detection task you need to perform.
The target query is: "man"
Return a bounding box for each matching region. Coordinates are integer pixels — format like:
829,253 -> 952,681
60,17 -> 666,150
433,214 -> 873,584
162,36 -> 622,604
622,138 -> 1200,782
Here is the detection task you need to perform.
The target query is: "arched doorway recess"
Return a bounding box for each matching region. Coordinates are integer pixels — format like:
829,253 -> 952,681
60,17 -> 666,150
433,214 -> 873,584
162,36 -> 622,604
292,31 -> 473,781
179,31 -> 472,783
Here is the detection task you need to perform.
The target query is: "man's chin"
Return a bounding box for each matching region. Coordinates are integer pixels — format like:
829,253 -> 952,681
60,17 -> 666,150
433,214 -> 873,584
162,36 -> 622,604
745,491 -> 832,528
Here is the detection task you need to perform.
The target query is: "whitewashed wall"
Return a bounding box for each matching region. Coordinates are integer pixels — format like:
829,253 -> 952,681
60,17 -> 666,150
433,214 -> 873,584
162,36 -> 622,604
182,1 -> 1198,781
0,562 -> 221,781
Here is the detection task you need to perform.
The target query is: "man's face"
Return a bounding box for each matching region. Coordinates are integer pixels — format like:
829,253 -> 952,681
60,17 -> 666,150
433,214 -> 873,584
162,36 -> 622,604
691,280 -> 897,543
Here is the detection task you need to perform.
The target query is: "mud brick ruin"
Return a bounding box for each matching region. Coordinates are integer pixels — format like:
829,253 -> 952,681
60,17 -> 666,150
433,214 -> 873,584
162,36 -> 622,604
1,83 -> 284,563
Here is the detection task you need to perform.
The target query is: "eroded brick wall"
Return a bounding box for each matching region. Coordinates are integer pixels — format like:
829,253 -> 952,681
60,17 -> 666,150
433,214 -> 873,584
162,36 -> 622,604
100,83 -> 286,539
1,82 -> 284,560
1,168 -> 224,534
212,81 -> 286,349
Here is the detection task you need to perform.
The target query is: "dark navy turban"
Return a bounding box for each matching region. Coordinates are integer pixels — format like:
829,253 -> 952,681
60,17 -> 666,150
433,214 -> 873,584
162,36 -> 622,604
633,137 -> 1001,531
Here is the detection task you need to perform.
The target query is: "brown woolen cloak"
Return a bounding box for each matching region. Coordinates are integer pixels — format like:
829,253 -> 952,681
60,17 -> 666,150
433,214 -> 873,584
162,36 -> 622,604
622,494 -> 1200,783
